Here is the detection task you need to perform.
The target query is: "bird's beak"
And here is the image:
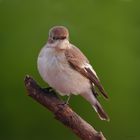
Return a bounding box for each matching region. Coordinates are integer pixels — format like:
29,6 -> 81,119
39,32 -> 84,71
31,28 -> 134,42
57,39 -> 69,50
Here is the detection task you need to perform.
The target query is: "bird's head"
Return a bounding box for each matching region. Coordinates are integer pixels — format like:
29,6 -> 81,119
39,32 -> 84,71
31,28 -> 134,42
48,26 -> 70,50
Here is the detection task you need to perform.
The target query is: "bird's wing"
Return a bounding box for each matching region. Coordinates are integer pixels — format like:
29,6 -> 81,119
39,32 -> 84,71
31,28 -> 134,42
65,45 -> 109,99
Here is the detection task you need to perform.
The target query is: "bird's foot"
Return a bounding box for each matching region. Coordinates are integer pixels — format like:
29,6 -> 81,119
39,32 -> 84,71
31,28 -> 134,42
42,87 -> 58,97
57,101 -> 68,107
43,87 -> 54,92
55,96 -> 71,115
55,100 -> 71,116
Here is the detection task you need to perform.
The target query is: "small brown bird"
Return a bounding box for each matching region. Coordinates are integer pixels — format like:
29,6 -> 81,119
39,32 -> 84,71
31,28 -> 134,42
37,26 -> 109,121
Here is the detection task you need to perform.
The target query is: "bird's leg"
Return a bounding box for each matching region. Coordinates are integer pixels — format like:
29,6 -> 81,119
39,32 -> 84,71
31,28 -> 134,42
57,94 -> 72,106
55,95 -> 71,116
55,94 -> 72,116
65,94 -> 71,105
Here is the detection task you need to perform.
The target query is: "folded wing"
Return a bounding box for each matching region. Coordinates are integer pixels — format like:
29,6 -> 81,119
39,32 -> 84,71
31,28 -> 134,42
65,45 -> 108,99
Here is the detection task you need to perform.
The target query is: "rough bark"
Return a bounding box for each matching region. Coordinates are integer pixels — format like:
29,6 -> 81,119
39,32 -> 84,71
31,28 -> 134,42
24,75 -> 106,140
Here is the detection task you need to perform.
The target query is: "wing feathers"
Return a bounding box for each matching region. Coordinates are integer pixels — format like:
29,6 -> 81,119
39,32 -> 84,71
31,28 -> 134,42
65,45 -> 109,99
85,67 -> 108,99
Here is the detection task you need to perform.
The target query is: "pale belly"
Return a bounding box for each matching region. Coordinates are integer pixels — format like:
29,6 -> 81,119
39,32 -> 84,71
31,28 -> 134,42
37,48 -> 90,96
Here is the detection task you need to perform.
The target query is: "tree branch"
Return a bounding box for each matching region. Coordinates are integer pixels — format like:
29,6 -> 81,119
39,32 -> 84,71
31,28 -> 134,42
24,75 -> 106,140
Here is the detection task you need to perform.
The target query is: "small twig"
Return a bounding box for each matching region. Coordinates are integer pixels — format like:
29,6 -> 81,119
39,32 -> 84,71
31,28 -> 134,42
24,75 -> 106,140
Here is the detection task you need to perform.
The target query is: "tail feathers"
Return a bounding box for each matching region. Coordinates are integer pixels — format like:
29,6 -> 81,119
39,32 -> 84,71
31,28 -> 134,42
80,91 -> 109,121
93,102 -> 110,121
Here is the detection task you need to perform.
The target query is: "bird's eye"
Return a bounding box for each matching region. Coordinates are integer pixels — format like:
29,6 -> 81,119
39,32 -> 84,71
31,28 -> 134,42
53,37 -> 57,40
52,36 -> 66,40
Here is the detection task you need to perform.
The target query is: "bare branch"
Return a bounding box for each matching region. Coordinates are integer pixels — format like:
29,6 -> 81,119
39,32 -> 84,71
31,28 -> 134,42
24,75 -> 106,140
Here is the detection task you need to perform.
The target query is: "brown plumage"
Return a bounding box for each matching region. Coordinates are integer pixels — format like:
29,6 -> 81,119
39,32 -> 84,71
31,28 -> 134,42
65,45 -> 109,99
65,45 -> 109,121
38,26 -> 109,121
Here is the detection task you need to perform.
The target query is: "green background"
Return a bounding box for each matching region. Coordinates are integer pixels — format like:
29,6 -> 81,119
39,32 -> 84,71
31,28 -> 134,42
0,0 -> 140,140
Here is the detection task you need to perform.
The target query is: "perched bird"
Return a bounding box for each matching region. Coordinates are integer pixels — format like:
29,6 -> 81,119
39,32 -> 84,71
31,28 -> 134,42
37,26 -> 109,121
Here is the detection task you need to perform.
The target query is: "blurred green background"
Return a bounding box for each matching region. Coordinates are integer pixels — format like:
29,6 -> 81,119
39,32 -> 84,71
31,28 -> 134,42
0,0 -> 140,140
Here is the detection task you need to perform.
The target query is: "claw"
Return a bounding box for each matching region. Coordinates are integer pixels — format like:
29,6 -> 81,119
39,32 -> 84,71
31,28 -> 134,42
43,87 -> 53,92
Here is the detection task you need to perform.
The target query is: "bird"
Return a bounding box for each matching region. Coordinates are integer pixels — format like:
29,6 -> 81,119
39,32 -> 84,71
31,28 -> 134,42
37,26 -> 109,121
